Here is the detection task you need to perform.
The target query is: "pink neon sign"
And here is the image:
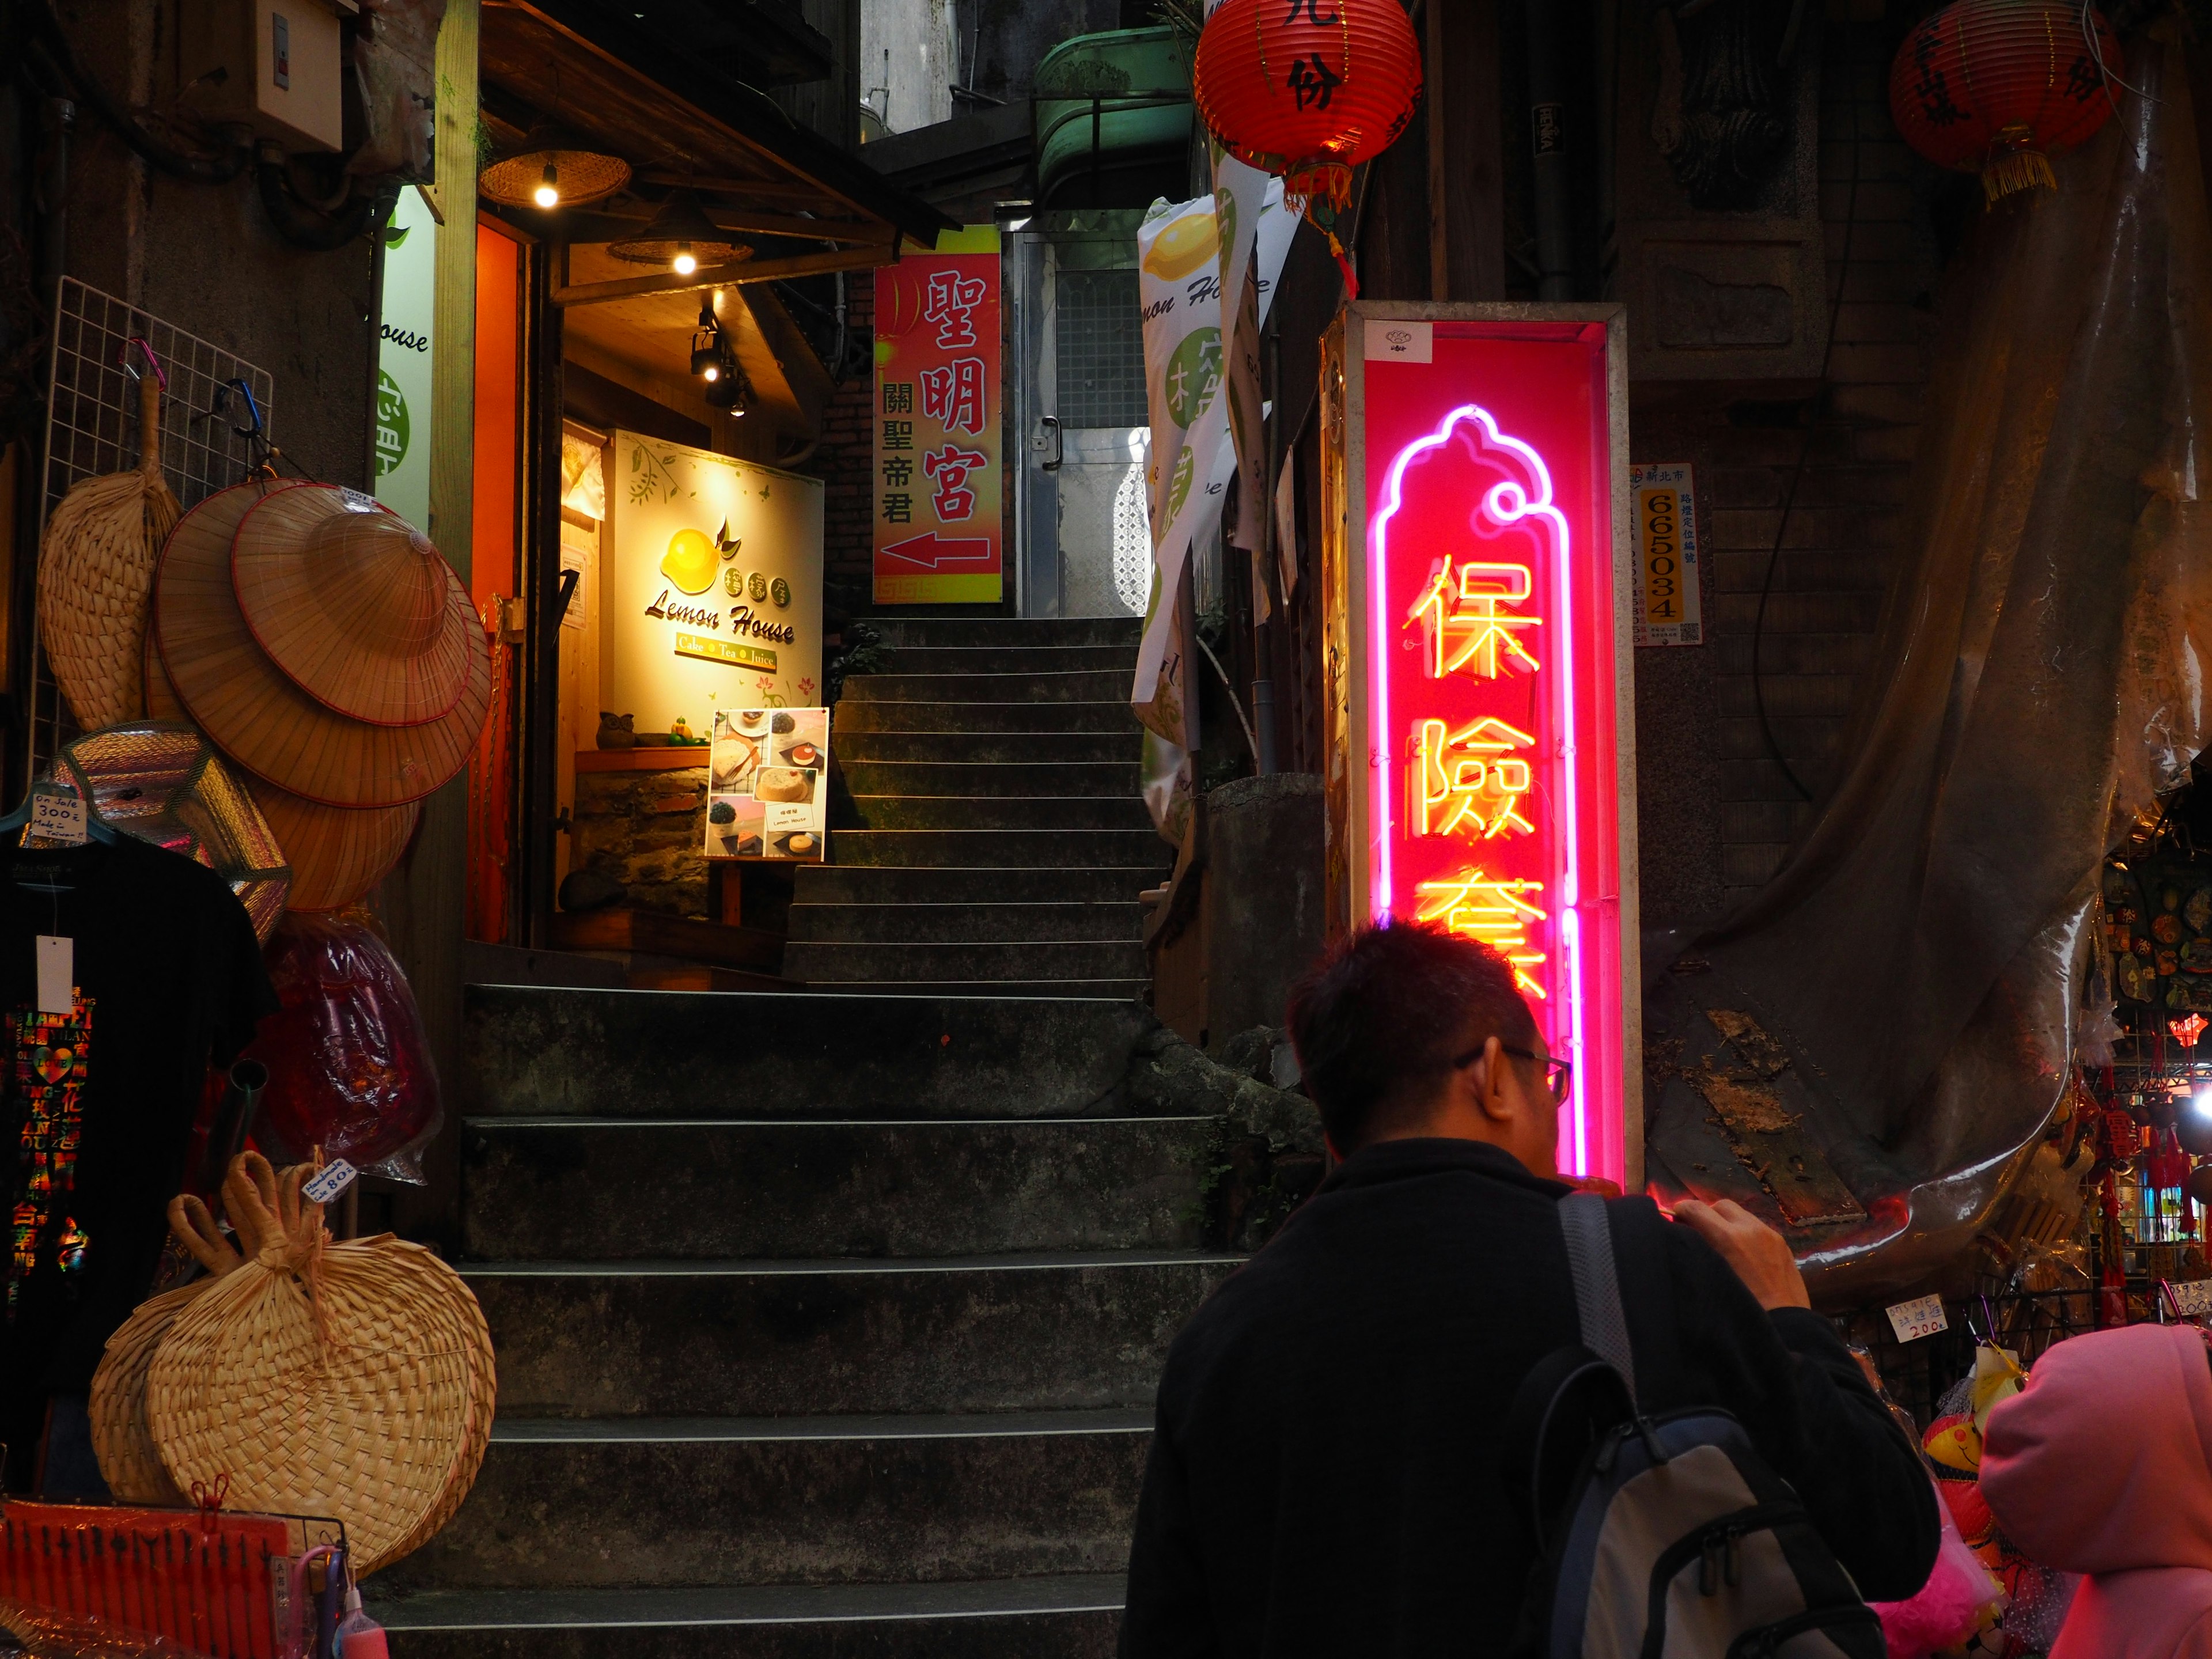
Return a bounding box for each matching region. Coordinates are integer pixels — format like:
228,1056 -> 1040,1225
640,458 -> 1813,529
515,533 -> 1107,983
1358,321 -> 1628,1184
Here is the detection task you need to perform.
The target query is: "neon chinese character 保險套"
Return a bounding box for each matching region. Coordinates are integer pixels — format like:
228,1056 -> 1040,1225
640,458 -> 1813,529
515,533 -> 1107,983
1412,870 -> 1547,997
1411,717 -> 1536,841
1407,560 -> 1541,681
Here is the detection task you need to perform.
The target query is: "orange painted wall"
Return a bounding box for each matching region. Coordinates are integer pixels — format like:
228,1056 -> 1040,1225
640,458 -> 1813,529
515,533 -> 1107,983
467,222 -> 525,941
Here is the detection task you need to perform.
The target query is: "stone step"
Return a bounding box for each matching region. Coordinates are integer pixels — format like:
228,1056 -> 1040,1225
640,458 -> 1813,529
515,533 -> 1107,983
831,828 -> 1172,869
876,645 -> 1137,675
840,760 -> 1143,798
787,900 -> 1144,944
868,615 -> 1141,648
381,1410 -> 1150,1592
374,1575 -> 1124,1659
463,1116 -> 1210,1259
805,979 -> 1152,1000
786,939 -> 1147,985
465,987 -> 1156,1120
840,795 -> 1153,832
842,671 -> 1129,704
465,1250 -> 1239,1416
792,866 -> 1160,906
832,698 -> 1139,735
835,729 -> 1137,765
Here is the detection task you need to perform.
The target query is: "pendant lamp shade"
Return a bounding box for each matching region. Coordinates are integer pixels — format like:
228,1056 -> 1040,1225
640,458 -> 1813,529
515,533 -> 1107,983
607,193 -> 749,269
479,122 -> 631,208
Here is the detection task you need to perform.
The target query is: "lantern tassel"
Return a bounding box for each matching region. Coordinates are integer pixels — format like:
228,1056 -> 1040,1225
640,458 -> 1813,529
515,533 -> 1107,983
1980,147 -> 2056,205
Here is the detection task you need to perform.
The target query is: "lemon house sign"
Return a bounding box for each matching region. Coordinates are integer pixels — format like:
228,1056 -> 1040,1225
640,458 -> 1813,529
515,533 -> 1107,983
600,430 -> 825,739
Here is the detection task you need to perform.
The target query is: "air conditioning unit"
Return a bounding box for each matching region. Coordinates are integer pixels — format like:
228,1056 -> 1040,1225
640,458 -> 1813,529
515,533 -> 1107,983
180,0 -> 360,154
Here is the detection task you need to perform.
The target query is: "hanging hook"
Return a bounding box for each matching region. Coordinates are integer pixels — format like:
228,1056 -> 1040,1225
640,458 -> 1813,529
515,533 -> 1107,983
119,336 -> 168,390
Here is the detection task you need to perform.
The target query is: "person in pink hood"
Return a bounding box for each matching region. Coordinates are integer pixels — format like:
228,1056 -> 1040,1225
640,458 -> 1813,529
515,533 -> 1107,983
1981,1323 -> 2212,1658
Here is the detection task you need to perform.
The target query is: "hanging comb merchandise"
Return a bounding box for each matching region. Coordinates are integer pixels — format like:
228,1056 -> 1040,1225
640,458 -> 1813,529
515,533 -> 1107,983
0,774 -> 279,1497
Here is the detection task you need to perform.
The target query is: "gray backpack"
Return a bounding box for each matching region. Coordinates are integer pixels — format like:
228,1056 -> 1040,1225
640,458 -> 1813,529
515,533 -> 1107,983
1504,1193 -> 1886,1658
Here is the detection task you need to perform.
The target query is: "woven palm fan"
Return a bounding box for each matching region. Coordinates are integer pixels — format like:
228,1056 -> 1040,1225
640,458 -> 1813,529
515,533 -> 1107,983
89,1192 -> 244,1503
39,361 -> 181,729
145,1154 -> 496,1574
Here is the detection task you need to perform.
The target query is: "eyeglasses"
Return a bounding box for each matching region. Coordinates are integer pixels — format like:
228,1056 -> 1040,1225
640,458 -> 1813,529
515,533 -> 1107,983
1455,1040 -> 1574,1105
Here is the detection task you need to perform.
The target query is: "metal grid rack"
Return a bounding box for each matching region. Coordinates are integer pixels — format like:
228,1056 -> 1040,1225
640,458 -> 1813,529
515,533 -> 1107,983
29,278 -> 276,784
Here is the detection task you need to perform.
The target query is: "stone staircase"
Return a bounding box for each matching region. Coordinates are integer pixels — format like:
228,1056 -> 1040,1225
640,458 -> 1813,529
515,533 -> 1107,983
782,617 -> 1168,997
372,986 -> 1238,1656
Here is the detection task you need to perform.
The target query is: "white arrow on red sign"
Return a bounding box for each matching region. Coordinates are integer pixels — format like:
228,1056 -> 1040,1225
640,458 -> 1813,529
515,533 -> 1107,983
881,532 -> 994,569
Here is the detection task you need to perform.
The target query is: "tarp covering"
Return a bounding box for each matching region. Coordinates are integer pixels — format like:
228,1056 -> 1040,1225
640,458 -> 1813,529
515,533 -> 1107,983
1643,26 -> 2212,1301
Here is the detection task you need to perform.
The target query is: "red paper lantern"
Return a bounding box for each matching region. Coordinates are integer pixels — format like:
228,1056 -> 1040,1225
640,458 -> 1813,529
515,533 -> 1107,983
1192,0 -> 1423,208
1889,0 -> 2122,205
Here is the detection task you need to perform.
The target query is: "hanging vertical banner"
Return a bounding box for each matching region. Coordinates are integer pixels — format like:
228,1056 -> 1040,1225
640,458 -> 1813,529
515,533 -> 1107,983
1630,462 -> 1703,647
373,188 -> 436,534
1321,303 -> 1640,1188
873,226 -> 1003,605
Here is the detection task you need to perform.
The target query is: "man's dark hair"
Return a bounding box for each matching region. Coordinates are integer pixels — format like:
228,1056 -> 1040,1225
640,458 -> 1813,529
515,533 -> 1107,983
1286,919 -> 1540,1152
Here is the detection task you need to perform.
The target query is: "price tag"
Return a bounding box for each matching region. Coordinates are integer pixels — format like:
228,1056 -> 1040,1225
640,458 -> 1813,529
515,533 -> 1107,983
2170,1279 -> 2212,1318
302,1159 -> 358,1206
1885,1294 -> 1949,1343
26,787 -> 86,848
35,935 -> 71,1015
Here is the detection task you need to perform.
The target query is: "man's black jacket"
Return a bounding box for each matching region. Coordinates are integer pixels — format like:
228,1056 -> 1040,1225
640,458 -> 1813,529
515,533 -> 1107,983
1119,1138 -> 1938,1656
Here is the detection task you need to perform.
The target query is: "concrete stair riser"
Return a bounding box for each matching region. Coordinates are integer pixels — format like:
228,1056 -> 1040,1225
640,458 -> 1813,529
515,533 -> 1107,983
463,1117 -> 1210,1259
840,796 -> 1153,832
844,671 -> 1131,704
382,1414 -> 1149,1591
786,901 -> 1143,945
801,979 -> 1153,999
834,730 -> 1139,765
838,761 -> 1143,798
832,828 -> 1171,869
793,866 -> 1160,905
870,615 -> 1140,647
467,1254 -> 1238,1416
874,645 -> 1138,675
831,698 -> 1141,735
783,939 -> 1147,984
466,987 -> 1154,1120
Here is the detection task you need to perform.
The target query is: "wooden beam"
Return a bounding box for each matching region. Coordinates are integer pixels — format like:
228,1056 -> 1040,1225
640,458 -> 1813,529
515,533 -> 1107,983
1427,0 -> 1505,300
557,204 -> 882,244
550,243 -> 892,306
634,169 -> 849,204
380,0 -> 479,1252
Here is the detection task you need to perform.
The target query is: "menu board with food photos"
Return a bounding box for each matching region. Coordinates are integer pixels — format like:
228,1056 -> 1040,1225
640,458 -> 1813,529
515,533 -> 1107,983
706,707 -> 828,861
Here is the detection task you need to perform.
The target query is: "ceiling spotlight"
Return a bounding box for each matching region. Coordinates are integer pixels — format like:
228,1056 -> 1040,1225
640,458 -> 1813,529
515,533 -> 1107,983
478,121 -> 629,209
704,343 -> 749,412
690,298 -> 721,377
608,193 -> 748,274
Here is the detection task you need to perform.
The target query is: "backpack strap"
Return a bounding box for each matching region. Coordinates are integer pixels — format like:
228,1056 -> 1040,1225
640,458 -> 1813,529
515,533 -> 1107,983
1559,1191 -> 1638,1408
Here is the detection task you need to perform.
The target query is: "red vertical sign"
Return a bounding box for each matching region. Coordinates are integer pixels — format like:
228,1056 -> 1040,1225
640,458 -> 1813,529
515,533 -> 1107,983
1347,312 -> 1636,1187
873,229 -> 1003,604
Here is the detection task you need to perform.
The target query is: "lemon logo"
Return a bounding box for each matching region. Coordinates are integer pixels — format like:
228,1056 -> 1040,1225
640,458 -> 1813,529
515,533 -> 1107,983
661,527 -> 719,595
1144,211 -> 1218,282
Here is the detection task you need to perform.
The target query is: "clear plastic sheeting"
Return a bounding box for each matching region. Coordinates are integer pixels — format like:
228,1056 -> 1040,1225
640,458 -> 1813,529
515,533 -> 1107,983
1643,27 -> 2212,1301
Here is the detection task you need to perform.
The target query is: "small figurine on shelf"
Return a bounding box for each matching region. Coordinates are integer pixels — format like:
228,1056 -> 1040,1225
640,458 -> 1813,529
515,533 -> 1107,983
667,715 -> 706,746
596,711 -> 637,750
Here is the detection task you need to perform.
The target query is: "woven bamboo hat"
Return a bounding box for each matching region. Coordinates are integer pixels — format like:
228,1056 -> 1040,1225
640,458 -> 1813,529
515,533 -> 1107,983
145,629 -> 422,910
90,1194 -> 243,1505
154,483 -> 491,808
232,487 -> 477,726
145,1154 -> 496,1576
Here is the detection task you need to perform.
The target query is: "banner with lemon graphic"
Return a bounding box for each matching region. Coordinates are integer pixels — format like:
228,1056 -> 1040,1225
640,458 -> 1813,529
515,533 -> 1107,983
599,430 -> 824,743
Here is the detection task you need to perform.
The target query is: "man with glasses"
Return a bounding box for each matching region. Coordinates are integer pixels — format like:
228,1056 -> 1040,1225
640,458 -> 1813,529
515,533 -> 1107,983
1119,920 -> 1935,1656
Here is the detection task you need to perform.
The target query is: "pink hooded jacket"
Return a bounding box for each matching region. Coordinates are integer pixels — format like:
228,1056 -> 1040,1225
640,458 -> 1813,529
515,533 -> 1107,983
1981,1324 -> 2212,1659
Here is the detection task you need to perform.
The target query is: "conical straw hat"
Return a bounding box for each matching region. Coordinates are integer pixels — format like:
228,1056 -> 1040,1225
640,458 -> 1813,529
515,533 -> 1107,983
145,631 -> 421,911
232,486 -> 477,726
154,483 -> 491,808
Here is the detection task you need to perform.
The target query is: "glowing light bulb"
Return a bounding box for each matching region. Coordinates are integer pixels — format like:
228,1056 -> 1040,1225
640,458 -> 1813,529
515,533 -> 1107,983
2193,1086 -> 2212,1120
672,241 -> 697,275
533,162 -> 559,209
702,363 -> 719,382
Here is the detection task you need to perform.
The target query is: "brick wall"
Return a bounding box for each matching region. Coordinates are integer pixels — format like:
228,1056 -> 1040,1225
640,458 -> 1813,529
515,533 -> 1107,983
1632,21 -> 1942,926
808,276 -> 877,596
